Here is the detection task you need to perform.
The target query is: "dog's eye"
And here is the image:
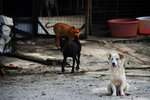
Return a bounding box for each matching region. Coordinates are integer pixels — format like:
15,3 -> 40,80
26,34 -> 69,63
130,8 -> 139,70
116,58 -> 119,60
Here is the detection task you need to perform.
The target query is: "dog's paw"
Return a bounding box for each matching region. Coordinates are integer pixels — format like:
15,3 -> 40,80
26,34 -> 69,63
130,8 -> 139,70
75,70 -> 80,73
112,93 -> 116,96
120,92 -> 125,96
75,67 -> 79,70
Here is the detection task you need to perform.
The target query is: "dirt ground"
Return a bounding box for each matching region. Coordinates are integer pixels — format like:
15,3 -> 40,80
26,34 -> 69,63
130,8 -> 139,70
0,37 -> 150,100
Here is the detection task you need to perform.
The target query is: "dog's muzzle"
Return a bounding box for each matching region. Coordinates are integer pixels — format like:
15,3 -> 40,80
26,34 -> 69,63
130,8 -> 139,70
112,62 -> 116,68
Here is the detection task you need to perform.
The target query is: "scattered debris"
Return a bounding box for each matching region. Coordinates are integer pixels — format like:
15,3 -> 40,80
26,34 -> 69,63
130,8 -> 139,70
41,92 -> 46,96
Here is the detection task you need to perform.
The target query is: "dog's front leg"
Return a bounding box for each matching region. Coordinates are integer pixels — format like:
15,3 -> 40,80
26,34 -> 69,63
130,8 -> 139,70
71,57 -> 75,73
124,83 -> 129,93
111,83 -> 116,96
120,81 -> 126,96
61,57 -> 67,73
75,54 -> 80,70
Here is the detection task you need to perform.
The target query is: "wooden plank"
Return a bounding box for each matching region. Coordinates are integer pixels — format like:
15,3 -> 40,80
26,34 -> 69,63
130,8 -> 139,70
89,72 -> 150,77
38,20 -> 51,36
3,53 -> 62,65
112,43 -> 150,64
0,65 -> 22,70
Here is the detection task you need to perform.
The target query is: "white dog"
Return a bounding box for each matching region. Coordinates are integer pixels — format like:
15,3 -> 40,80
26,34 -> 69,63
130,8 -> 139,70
107,53 -> 129,96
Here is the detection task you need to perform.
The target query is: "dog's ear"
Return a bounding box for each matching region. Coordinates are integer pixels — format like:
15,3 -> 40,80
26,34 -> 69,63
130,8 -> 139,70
79,28 -> 82,32
59,36 -> 68,42
119,53 -> 124,60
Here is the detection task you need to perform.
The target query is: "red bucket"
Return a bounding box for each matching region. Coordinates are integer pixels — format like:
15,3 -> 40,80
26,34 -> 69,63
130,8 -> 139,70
108,18 -> 139,37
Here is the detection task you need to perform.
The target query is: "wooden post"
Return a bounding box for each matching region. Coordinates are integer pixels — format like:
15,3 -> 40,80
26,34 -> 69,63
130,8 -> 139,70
89,0 -> 92,35
85,0 -> 92,39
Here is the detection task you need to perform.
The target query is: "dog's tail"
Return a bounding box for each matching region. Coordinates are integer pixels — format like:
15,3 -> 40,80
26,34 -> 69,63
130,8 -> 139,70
45,22 -> 55,29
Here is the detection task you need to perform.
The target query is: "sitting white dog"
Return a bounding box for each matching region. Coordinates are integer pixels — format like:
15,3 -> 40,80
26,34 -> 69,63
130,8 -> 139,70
107,53 -> 129,96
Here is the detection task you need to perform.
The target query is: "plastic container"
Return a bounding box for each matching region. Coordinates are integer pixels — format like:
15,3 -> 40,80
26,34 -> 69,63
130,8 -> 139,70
136,16 -> 150,34
108,18 -> 139,37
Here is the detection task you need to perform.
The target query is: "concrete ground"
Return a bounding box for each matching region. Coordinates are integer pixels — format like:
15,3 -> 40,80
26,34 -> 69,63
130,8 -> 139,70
0,37 -> 150,100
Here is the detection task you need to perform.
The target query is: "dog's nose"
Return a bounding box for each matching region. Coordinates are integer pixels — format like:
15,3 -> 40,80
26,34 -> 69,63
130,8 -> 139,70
112,62 -> 115,66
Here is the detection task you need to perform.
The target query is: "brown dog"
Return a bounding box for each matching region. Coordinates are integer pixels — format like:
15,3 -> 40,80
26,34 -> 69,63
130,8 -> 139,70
45,22 -> 82,48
